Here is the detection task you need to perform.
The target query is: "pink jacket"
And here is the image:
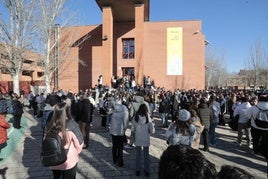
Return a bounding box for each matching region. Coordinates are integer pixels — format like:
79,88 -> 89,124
50,131 -> 83,170
0,114 -> 10,145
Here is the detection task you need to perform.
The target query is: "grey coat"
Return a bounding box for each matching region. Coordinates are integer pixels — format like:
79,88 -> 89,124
197,103 -> 212,129
109,103 -> 129,136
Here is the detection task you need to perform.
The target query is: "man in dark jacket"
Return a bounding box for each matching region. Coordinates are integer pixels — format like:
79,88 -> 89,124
74,93 -> 93,149
159,93 -> 170,128
12,94 -> 24,129
197,98 -> 212,151
0,93 -> 7,115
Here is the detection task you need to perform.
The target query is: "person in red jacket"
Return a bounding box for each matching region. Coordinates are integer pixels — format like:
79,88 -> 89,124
0,112 -> 10,161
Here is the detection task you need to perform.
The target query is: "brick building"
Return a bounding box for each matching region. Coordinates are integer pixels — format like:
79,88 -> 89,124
0,44 -> 44,94
56,0 -> 207,92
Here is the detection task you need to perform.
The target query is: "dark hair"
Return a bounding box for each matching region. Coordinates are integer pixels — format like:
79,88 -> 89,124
134,103 -> 149,123
159,145 -> 217,179
240,96 -> 249,103
48,94 -> 61,106
217,165 -> 254,179
259,95 -> 268,102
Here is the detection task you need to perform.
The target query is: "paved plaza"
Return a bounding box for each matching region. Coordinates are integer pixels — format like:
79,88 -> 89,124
0,108 -> 267,179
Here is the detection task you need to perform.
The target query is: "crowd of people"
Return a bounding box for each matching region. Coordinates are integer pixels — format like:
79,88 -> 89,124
0,75 -> 267,178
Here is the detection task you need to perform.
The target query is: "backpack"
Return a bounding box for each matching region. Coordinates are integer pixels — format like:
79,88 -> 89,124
255,106 -> 268,128
40,133 -> 70,167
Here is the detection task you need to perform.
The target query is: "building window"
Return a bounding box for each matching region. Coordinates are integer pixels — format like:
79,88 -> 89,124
37,72 -> 44,77
23,59 -> 33,64
122,38 -> 134,59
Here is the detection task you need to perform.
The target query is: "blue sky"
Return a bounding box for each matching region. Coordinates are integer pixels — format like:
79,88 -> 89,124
67,0 -> 268,73
1,0 -> 268,73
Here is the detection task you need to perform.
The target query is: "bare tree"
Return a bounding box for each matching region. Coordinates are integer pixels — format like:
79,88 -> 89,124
205,48 -> 228,89
34,0 -> 67,94
246,39 -> 266,89
35,0 -> 90,93
0,0 -> 35,95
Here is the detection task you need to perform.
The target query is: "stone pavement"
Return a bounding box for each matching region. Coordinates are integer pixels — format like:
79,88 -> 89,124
0,109 -> 267,179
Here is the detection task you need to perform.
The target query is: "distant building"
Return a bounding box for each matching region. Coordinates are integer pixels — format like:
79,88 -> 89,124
56,0 -> 207,91
0,44 -> 44,94
226,69 -> 268,90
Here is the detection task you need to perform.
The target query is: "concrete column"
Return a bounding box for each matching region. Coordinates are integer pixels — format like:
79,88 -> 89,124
135,4 -> 144,85
102,6 -> 113,87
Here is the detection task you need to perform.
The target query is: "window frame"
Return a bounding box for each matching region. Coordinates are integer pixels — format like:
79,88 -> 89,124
122,38 -> 135,59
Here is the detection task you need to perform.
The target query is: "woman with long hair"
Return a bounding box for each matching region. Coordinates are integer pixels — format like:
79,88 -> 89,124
189,109 -> 204,150
44,102 -> 83,179
166,109 -> 196,148
132,103 -> 155,177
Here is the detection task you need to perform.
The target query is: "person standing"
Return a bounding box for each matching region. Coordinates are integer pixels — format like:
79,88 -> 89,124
0,112 -> 10,160
35,93 -> 45,117
189,109 -> 204,150
165,109 -> 196,147
197,98 -> 212,151
98,75 -> 103,90
208,95 -> 220,146
109,95 -> 129,167
159,93 -> 170,128
246,94 -> 268,159
27,91 -> 35,109
0,92 -> 7,116
233,96 -> 252,148
73,93 -> 93,149
12,94 -> 24,129
218,94 -> 227,126
131,104 -> 155,177
44,102 -> 83,179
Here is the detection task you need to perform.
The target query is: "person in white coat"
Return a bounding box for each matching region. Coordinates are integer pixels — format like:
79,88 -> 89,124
109,95 -> 129,167
233,96 -> 252,147
165,109 -> 196,147
246,94 -> 268,158
131,103 -> 155,177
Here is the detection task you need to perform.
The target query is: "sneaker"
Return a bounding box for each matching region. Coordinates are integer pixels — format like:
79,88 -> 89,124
234,141 -> 242,146
135,171 -> 140,176
144,170 -> 150,178
250,150 -> 262,156
209,143 -> 217,147
124,144 -> 133,150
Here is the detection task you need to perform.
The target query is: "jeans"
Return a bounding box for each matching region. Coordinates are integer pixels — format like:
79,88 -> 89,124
135,146 -> 150,173
106,115 -> 112,129
237,122 -> 251,145
149,103 -> 155,117
78,121 -> 90,146
251,127 -> 268,159
111,135 -> 124,166
161,113 -> 168,127
52,164 -> 77,179
202,128 -> 209,150
209,122 -> 218,145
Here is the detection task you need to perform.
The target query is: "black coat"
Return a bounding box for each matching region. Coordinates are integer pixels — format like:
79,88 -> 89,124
74,99 -> 93,123
12,100 -> 23,116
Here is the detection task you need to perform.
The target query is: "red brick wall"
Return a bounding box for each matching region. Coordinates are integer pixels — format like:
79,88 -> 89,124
60,20 -> 205,92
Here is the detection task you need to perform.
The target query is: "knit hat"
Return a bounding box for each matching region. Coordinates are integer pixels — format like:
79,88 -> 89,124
178,109 -> 191,121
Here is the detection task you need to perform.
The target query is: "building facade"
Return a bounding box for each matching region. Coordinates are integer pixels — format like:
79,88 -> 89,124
0,44 -> 44,94
57,0 -> 206,92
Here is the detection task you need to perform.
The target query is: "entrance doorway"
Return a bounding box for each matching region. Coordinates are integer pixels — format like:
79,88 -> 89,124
122,67 -> 135,79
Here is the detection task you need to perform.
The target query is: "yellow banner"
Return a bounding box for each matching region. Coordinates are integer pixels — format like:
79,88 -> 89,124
167,27 -> 183,75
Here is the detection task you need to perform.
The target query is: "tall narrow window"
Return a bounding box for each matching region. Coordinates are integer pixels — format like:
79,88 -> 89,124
122,38 -> 134,59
